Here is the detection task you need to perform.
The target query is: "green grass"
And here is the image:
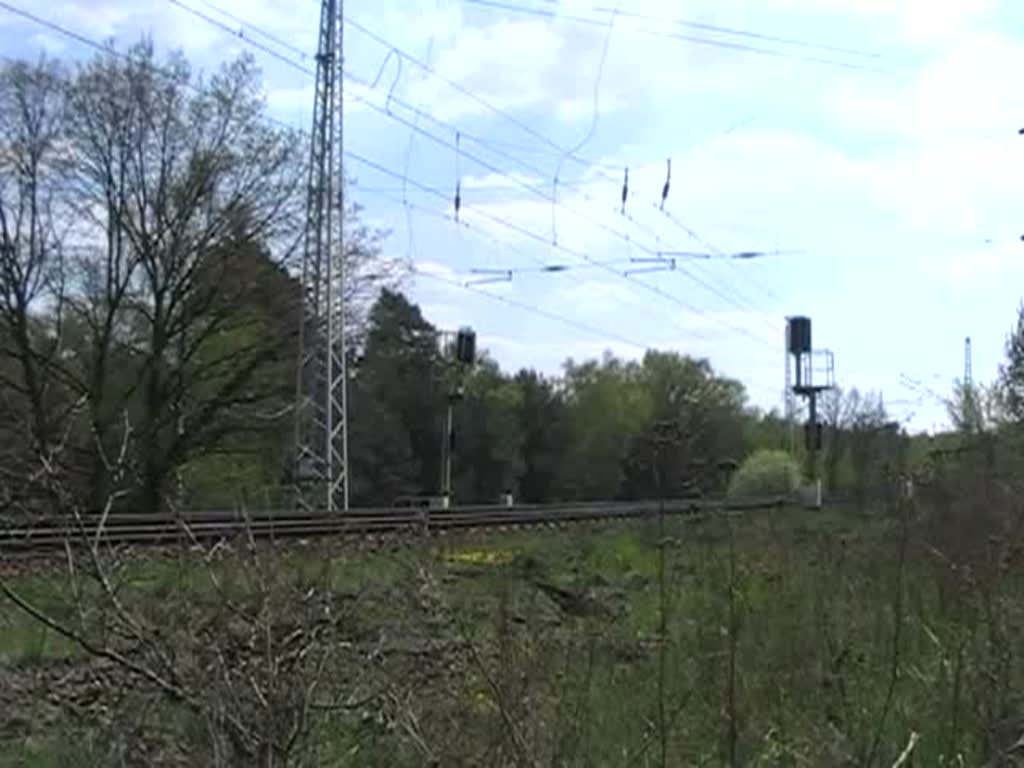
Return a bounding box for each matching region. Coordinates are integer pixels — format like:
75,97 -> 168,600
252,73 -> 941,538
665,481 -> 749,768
0,739 -> 73,768
1,506 -> 1022,766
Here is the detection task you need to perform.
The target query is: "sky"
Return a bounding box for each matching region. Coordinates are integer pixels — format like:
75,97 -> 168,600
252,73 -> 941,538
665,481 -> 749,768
2,0 -> 1023,432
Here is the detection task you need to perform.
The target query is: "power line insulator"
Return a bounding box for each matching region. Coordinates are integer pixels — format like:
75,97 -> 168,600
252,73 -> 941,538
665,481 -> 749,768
660,158 -> 671,210
454,131 -> 462,221
621,167 -> 629,214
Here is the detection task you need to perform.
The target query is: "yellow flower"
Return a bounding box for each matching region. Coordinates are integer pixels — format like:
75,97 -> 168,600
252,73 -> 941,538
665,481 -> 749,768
446,549 -> 514,566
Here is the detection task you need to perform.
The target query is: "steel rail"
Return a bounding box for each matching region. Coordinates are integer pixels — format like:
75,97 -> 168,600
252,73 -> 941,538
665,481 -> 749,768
1,497 -> 786,555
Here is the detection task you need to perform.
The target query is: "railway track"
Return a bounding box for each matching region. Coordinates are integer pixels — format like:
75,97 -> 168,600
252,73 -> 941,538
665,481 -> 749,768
1,497 -> 785,555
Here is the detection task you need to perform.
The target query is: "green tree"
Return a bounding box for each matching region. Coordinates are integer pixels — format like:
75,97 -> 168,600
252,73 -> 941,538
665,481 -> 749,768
347,376 -> 421,506
512,370 -> 569,502
349,290 -> 445,503
727,449 -> 801,499
998,302 -> 1024,423
559,353 -> 650,499
0,47 -> 398,512
622,351 -> 747,498
171,234 -> 302,508
452,357 -> 524,503
842,389 -> 892,505
743,407 -> 791,455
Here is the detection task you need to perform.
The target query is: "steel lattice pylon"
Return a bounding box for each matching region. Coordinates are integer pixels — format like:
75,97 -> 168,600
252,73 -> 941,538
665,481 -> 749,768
294,0 -> 348,512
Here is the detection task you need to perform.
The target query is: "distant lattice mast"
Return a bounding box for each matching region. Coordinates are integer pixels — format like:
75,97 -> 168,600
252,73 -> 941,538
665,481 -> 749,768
294,0 -> 348,512
964,336 -> 972,388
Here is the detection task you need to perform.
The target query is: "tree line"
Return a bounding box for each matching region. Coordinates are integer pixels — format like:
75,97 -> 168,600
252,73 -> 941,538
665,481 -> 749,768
0,44 -> 908,514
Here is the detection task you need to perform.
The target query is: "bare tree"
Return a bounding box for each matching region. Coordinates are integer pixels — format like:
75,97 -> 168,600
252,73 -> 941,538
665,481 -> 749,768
1,44 -> 405,514
819,387 -> 893,500
820,387 -> 853,491
0,477 -> 377,765
58,43 -> 308,511
947,378 -> 997,435
0,57 -> 72,511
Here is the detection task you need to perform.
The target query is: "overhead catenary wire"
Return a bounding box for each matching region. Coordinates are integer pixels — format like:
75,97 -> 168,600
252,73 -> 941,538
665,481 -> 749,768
340,8 -> 796,314
461,0 -> 892,73
357,184 -> 632,278
3,0 -> 785,356
336,79 -> 781,342
413,267 -> 650,351
167,0 -> 314,75
148,3 -> 782,348
551,0 -> 619,245
162,0 -> 783,346
358,183 -> 731,325
342,137 -> 780,348
172,0 -> 763,306
413,269 -> 786,400
183,0 -> 659,201
362,170 -> 786,392
629,203 -> 777,316
0,6 -> 568,346
341,62 -> 788,317
345,14 -> 764,189
342,13 -> 627,186
352,186 -> 774,370
346,151 -> 787,355
400,19 -> 439,268
194,0 -> 313,61
557,1 -> 896,61
360,185 -> 787,278
360,184 -> 772,303
363,187 -> 784,392
0,0 -> 787,399
657,204 -> 786,308
0,0 -> 315,157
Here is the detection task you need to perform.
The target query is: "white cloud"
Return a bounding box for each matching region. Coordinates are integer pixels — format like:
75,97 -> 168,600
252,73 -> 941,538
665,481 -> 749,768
267,84 -> 314,116
405,18 -> 566,121
28,32 -> 67,54
416,260 -> 458,280
941,242 -> 1024,283
830,32 -> 1024,140
560,279 -> 639,314
765,0 -> 998,45
417,300 -> 466,331
397,2 -> 797,126
462,171 -> 544,191
556,91 -> 628,124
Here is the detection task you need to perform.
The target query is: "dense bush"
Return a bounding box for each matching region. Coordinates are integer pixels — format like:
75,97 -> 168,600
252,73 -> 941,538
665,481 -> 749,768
728,449 -> 801,499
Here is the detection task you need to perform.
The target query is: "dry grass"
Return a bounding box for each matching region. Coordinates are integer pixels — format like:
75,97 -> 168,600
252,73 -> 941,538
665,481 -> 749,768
1,499 -> 1023,766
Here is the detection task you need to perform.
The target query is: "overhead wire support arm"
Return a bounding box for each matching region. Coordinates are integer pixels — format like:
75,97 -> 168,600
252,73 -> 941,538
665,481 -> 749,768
479,263 -> 574,274
655,249 -> 792,260
625,258 -> 676,276
465,269 -> 513,286
655,250 -> 712,260
464,263 -> 576,283
166,3 -> 775,349
5,0 -> 782,358
346,148 -> 779,349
